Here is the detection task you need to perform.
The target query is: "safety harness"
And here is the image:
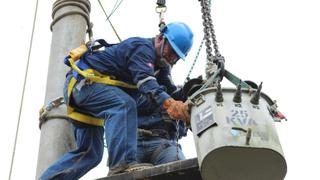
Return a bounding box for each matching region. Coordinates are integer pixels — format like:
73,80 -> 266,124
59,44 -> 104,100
64,39 -> 137,126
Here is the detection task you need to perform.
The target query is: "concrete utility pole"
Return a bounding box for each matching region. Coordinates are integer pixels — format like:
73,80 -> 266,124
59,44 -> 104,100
36,0 -> 91,178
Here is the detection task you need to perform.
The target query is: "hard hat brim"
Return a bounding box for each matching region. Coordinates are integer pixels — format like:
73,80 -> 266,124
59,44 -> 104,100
166,36 -> 186,61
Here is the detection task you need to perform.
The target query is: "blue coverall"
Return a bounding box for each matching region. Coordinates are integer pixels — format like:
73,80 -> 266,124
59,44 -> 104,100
40,37 -> 174,180
137,95 -> 188,165
136,65 -> 188,164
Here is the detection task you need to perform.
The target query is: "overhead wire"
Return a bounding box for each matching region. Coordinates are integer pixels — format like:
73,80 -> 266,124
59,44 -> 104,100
108,0 -> 124,20
109,0 -> 120,14
8,0 -> 39,179
97,0 -> 123,42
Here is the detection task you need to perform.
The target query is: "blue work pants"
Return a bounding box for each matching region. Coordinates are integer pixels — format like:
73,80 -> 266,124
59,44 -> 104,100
137,136 -> 185,165
70,80 -> 139,169
39,125 -> 104,180
40,77 -> 138,179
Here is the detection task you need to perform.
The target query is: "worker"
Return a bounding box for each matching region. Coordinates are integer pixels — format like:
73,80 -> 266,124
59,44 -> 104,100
39,22 -> 194,180
137,81 -> 189,165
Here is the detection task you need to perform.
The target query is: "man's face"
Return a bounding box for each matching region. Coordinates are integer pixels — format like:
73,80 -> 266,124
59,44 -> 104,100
163,42 -> 179,66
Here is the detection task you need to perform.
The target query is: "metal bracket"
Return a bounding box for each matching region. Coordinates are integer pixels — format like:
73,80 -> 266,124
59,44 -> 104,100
231,127 -> 252,145
191,94 -> 205,107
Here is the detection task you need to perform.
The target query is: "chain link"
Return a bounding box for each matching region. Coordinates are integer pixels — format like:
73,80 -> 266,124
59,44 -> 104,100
183,0 -> 224,159
175,120 -> 180,160
185,0 -> 223,81
200,0 -> 221,58
200,0 -> 214,64
207,8 -> 221,57
199,0 -> 225,80
185,37 -> 205,83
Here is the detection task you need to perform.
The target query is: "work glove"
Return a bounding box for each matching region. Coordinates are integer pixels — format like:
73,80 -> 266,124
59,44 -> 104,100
163,98 -> 190,125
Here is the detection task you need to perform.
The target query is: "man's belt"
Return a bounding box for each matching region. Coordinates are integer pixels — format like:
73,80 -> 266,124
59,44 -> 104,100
138,128 -> 170,139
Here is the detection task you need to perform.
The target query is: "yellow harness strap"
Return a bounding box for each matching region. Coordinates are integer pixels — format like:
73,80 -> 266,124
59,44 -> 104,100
68,58 -> 137,89
67,77 -> 104,126
65,46 -> 137,126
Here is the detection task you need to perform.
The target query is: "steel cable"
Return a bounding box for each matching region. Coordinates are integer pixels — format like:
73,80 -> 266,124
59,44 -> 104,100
8,0 -> 39,179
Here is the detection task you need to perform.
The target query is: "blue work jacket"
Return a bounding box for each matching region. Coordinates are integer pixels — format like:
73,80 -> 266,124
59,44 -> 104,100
137,88 -> 188,139
81,37 -> 170,106
136,66 -> 188,139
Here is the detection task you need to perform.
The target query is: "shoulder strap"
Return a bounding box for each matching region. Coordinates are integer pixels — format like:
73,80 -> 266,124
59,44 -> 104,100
89,39 -> 117,51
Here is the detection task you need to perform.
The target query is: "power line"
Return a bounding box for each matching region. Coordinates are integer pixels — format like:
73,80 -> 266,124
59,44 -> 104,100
97,0 -> 123,42
109,0 -> 124,20
8,0 -> 39,179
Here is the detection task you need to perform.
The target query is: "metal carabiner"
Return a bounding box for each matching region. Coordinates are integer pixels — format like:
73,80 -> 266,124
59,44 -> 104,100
155,4 -> 167,29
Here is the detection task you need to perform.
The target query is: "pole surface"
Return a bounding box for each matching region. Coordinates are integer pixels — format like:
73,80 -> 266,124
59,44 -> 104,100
36,0 -> 91,178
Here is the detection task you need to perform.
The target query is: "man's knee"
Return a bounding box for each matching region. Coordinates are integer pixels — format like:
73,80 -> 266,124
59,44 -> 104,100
150,140 -> 182,164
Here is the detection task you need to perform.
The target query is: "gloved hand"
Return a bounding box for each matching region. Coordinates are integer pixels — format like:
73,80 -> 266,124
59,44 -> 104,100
163,98 -> 190,125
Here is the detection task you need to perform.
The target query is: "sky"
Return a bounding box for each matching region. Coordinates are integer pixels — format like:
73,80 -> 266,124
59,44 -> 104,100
1,0 -> 320,179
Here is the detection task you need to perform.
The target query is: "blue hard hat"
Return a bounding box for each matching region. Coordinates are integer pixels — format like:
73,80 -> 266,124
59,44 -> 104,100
162,22 -> 194,60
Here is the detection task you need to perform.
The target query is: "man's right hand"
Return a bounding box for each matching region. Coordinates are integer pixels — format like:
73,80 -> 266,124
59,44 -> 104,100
163,98 -> 190,125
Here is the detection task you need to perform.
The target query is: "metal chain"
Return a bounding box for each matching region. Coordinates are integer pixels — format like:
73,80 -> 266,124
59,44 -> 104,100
207,2 -> 221,57
184,37 -> 205,83
175,120 -> 180,160
200,0 -> 214,64
200,0 -> 221,58
199,0 -> 225,80
185,0 -> 223,81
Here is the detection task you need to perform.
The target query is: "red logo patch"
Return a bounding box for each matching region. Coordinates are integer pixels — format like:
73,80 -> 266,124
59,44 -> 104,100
147,63 -> 154,68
